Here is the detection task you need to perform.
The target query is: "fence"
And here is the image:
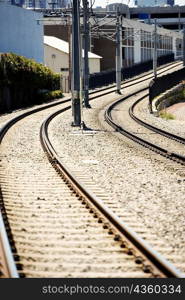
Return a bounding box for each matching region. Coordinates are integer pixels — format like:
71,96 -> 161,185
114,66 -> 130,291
89,53 -> 175,90
149,67 -> 185,103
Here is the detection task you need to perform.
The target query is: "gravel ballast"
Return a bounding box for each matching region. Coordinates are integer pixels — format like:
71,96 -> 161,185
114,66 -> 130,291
0,62 -> 184,276
48,91 -> 185,274
1,94 -> 150,278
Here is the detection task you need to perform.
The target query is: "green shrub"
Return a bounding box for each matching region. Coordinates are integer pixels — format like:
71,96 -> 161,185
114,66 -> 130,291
0,53 -> 60,90
0,53 -> 61,112
38,90 -> 63,102
159,110 -> 175,120
182,88 -> 185,98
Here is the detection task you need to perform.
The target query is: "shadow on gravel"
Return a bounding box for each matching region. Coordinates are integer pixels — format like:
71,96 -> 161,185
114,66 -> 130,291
0,97 -> 64,117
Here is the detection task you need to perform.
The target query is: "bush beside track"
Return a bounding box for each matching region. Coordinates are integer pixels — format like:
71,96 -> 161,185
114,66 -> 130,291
0,53 -> 61,113
38,90 -> 63,102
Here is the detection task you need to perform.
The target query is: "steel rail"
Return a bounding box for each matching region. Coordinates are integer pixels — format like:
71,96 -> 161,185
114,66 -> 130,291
0,212 -> 18,278
40,103 -> 184,278
0,60 -> 180,141
0,61 -> 182,277
0,60 -> 179,143
0,99 -> 73,278
105,91 -> 185,165
89,61 -> 182,97
129,96 -> 185,145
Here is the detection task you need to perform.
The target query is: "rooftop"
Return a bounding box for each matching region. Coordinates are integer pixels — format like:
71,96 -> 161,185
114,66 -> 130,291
44,36 -> 102,59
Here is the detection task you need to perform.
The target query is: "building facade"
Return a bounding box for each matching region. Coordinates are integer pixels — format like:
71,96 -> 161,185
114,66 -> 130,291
0,2 -> 43,62
10,0 -> 70,8
44,16 -> 183,71
90,17 -> 182,70
130,5 -> 185,30
95,3 -> 185,31
44,36 -> 101,76
134,0 -> 174,7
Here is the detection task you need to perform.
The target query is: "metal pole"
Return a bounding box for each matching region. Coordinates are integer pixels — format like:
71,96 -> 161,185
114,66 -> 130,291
83,0 -> 91,108
183,24 -> 185,66
71,0 -> 81,126
67,15 -> 72,92
116,9 -> 122,94
178,9 -> 181,32
153,18 -> 157,80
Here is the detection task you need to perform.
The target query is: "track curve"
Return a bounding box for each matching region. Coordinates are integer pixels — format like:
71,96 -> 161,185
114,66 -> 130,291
0,61 -> 183,277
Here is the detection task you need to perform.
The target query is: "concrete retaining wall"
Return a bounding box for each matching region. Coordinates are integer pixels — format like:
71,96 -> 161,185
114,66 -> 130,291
153,82 -> 185,114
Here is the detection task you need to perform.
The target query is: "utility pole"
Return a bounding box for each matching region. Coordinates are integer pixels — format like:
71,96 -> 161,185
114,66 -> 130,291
153,18 -> 157,80
116,8 -> 122,94
178,9 -> 181,32
183,24 -> 185,67
83,0 -> 91,108
71,0 -> 81,126
67,15 -> 72,92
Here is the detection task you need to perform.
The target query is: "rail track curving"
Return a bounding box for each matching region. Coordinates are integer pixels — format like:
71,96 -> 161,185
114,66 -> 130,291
0,61 -> 184,278
130,95 -> 185,145
105,89 -> 185,165
39,106 -> 184,278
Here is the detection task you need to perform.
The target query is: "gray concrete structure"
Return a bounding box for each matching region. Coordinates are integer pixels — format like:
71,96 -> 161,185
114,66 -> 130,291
130,5 -> 185,30
0,3 -> 44,62
96,3 -> 185,31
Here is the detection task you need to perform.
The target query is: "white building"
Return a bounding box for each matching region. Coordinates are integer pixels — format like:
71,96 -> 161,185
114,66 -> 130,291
119,17 -> 182,64
44,36 -> 102,76
89,16 -> 183,70
0,2 -> 43,63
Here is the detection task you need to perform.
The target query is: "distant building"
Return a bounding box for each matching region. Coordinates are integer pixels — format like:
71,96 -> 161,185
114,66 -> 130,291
107,2 -> 128,10
134,0 -> 174,6
0,2 -> 43,62
44,16 -> 182,71
95,6 -> 103,11
44,36 -> 102,76
10,0 -> 71,8
130,5 -> 185,30
106,3 -> 130,18
97,2 -> 185,31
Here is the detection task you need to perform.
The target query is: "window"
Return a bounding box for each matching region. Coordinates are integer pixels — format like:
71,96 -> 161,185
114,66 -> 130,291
122,27 -> 134,67
61,68 -> 69,71
141,30 -> 152,62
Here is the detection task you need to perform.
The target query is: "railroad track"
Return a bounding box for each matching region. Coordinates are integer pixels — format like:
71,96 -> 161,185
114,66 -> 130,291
89,60 -> 182,100
0,211 -> 18,277
39,107 -> 184,278
130,94 -> 185,145
105,88 -> 185,166
0,61 -> 183,278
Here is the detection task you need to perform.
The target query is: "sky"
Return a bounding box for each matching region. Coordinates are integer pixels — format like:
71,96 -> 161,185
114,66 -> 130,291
93,0 -> 185,7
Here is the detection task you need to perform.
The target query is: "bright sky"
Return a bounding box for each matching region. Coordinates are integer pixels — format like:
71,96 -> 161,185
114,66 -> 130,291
93,0 -> 185,7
